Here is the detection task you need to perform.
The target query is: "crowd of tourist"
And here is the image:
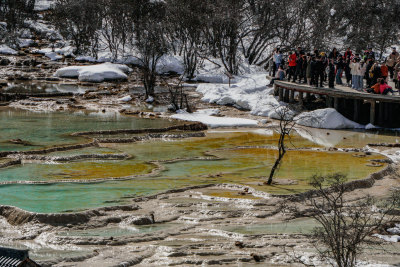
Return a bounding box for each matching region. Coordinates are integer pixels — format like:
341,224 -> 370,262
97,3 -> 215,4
267,46 -> 400,95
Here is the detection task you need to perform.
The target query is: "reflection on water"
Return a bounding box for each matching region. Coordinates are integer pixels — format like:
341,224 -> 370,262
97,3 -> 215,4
1,82 -> 92,94
0,107 -> 176,152
57,223 -> 174,238
296,127 -> 400,147
224,218 -> 319,235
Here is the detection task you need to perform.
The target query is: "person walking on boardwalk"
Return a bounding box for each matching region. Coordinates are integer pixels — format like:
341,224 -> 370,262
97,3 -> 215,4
387,47 -> 399,80
350,57 -> 358,89
335,56 -> 345,85
306,54 -> 313,85
294,52 -> 304,82
344,47 -> 353,59
394,59 -> 400,89
350,57 -> 365,91
314,56 -> 325,88
370,62 -> 382,85
365,58 -> 375,87
288,51 -> 297,82
328,47 -> 339,59
301,54 -> 308,83
328,59 -> 335,88
344,55 -> 352,86
310,56 -> 317,86
381,62 -> 389,82
273,48 -> 282,76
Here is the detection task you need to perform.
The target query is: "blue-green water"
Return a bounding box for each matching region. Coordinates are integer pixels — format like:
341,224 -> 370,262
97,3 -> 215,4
0,108 -> 395,213
0,107 -> 175,152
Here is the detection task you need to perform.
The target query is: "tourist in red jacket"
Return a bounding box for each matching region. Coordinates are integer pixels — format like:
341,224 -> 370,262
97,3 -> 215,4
288,51 -> 297,82
379,79 -> 395,95
381,62 -> 389,81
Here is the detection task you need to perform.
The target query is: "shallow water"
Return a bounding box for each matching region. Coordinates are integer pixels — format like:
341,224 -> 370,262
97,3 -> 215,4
0,108 -> 396,213
0,107 -> 176,152
57,223 -> 174,238
1,81 -> 92,94
224,218 -> 319,235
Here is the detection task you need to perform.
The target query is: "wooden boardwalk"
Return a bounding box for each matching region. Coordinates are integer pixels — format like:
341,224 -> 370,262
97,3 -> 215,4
274,80 -> 400,128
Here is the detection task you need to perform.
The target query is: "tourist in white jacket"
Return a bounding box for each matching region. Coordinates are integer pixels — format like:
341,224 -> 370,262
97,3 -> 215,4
350,57 -> 365,90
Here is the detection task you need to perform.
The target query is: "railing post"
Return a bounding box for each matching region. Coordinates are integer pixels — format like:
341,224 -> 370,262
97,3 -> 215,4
370,101 -> 376,125
299,92 -> 304,106
274,84 -> 279,96
353,99 -> 359,122
334,97 -> 339,110
289,89 -> 295,103
284,89 -> 289,102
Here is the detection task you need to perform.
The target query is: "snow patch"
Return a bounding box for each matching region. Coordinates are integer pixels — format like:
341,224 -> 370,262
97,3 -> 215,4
296,108 -> 364,129
18,38 -> 34,48
0,45 -> 18,55
195,74 -> 236,84
54,63 -> 132,83
171,109 -> 258,128
118,95 -> 132,102
156,55 -> 184,74
197,73 -> 289,119
45,52 -> 62,61
373,233 -> 400,242
34,0 -> 54,11
146,96 -> 155,103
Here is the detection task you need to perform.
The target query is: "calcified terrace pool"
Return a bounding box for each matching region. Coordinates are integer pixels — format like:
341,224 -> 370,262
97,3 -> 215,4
0,107 -> 396,213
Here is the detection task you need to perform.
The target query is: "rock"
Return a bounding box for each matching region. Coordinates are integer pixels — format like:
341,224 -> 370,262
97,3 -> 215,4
250,253 -> 261,262
9,139 -> 32,146
0,80 -> 7,86
0,57 -> 11,66
45,77 -> 60,82
272,179 -> 298,185
146,96 -> 154,103
235,241 -> 244,248
127,214 -> 155,225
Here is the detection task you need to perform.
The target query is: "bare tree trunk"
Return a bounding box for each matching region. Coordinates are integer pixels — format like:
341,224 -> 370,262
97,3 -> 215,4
266,133 -> 286,185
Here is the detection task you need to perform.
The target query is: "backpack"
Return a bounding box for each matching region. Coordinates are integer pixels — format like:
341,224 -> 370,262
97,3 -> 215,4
369,64 -> 375,78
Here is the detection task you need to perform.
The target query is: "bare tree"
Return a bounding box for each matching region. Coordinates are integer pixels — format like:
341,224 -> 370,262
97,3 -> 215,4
305,173 -> 400,267
99,0 -> 131,61
0,0 -> 36,46
131,0 -> 169,98
165,0 -> 208,79
161,74 -> 193,113
51,0 -> 102,56
265,104 -> 297,185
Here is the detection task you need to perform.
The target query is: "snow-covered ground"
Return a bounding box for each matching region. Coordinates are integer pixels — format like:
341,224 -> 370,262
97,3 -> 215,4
373,224 -> 400,242
194,73 -> 367,129
171,109 -> 259,128
0,44 -> 18,55
295,108 -> 364,129
54,63 -> 132,82
197,73 -> 282,118
34,0 -> 54,11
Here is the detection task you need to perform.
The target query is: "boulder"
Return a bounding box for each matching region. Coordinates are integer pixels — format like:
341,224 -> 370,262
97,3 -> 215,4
0,57 -> 11,66
127,214 -> 155,225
